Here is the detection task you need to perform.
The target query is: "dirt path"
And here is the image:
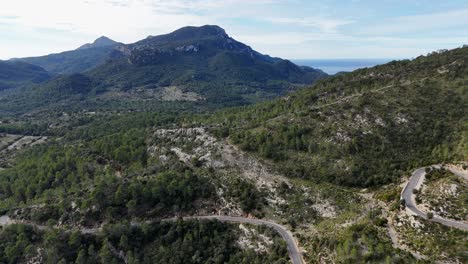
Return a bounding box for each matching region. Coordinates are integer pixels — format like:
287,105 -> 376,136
309,83 -> 397,111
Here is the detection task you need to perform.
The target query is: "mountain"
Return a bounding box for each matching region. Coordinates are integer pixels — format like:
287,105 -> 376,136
0,60 -> 50,90
120,25 -> 323,83
77,36 -> 119,50
3,25 -> 327,113
208,46 -> 467,187
84,25 -> 327,104
0,44 -> 466,264
16,37 -> 123,75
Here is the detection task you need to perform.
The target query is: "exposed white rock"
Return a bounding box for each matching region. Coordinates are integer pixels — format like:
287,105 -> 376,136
175,45 -> 199,52
312,200 -> 337,218
237,224 -> 274,253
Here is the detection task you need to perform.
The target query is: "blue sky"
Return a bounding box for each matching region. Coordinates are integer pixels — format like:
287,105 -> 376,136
1,0 -> 467,60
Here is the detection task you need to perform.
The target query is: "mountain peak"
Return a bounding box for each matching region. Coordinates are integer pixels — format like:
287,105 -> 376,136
143,25 -> 229,44
77,36 -> 119,50
175,25 -> 227,37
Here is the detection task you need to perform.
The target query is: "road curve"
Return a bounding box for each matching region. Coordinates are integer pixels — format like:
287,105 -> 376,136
177,216 -> 304,264
0,215 -> 304,264
401,165 -> 468,230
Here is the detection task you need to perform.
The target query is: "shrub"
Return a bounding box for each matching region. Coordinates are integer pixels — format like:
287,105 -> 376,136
373,217 -> 388,227
427,212 -> 434,219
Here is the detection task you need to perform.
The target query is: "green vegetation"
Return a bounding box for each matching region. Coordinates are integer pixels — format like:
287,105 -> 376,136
335,223 -> 405,263
419,168 -> 467,221
1,156 -> 213,223
0,39 -> 467,264
0,25 -> 326,116
0,220 -> 289,264
0,122 -> 214,223
18,44 -> 120,75
395,215 -> 468,262
225,178 -> 265,214
424,167 -> 452,183
206,47 -> 468,187
302,208 -> 416,263
0,60 -> 50,90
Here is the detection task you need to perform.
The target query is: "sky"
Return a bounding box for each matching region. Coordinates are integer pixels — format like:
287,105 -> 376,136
1,0 -> 468,60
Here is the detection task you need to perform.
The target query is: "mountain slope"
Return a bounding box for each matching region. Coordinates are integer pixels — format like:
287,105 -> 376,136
77,36 -> 119,50
207,47 -> 467,187
86,25 -> 327,103
16,37 -> 123,75
2,25 -> 327,114
0,60 -> 50,90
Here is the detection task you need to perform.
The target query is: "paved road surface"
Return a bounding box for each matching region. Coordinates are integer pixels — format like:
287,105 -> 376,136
181,216 -> 304,264
401,165 -> 468,230
0,215 -> 304,264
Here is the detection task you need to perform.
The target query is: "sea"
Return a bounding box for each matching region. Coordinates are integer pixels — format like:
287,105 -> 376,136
292,59 -> 393,75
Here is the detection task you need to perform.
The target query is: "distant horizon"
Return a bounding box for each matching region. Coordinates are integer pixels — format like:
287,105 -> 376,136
3,28 -> 460,72
292,58 -> 394,74
1,29 -> 462,62
292,58 -> 397,61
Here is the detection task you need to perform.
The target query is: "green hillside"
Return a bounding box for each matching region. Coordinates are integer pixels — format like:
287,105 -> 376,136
0,26 -> 327,115
0,46 -> 466,264
0,61 -> 50,90
207,47 -> 467,187
17,42 -> 122,75
87,25 -> 326,104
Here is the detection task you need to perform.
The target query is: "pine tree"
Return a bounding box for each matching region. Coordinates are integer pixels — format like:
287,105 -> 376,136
99,240 -> 114,263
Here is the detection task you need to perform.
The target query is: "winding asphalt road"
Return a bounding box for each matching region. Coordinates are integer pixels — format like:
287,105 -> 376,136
401,165 -> 468,230
0,215 -> 304,264
180,216 -> 304,264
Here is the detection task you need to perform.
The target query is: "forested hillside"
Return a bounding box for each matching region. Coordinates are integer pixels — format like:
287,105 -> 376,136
0,25 -> 327,116
16,37 -> 122,75
207,47 -> 467,187
0,221 -> 289,264
0,61 -> 50,90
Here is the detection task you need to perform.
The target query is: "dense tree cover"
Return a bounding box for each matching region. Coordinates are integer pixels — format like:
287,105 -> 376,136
0,220 -> 289,264
81,170 -> 213,222
205,46 -> 468,187
91,128 -> 147,166
0,144 -> 94,205
0,60 -> 50,91
63,112 -> 181,140
0,224 -> 39,264
226,178 -> 265,214
0,123 -> 213,221
0,122 -> 48,136
19,45 -> 120,75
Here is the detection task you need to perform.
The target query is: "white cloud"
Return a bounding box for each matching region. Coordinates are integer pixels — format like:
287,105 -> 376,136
0,0 -> 210,43
0,0 -> 281,46
361,8 -> 468,35
264,17 -> 354,33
